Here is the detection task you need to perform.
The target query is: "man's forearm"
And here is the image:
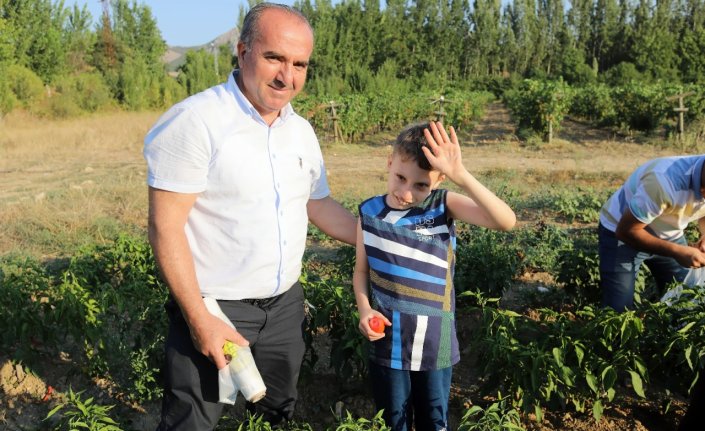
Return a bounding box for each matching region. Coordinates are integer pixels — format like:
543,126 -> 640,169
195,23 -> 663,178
618,228 -> 686,258
149,224 -> 207,328
307,197 -> 357,245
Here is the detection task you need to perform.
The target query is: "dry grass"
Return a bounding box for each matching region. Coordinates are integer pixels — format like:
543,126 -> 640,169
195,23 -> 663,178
0,110 -> 159,258
0,107 -> 696,259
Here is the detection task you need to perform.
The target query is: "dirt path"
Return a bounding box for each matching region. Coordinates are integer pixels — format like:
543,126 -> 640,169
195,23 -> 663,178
469,100 -> 517,144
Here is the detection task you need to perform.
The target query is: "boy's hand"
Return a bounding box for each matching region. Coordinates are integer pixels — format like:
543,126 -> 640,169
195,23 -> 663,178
358,310 -> 391,342
422,121 -> 466,183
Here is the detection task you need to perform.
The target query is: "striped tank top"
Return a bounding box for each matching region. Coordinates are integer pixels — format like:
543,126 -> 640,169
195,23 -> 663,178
359,188 -> 459,371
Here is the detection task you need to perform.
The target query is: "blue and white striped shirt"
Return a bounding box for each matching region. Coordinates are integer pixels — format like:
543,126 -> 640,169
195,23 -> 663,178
360,189 -> 459,371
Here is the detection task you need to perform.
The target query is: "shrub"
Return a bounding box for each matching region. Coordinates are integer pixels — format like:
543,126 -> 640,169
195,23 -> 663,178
514,221 -> 572,275
455,226 -> 521,297
611,82 -> 671,132
0,255 -> 58,361
301,252 -> 368,381
458,395 -> 524,431
504,79 -> 573,142
570,84 -> 616,126
556,227 -> 600,305
45,93 -> 83,118
53,72 -> 113,113
6,63 -> 45,107
0,63 -> 16,116
602,62 -> 645,87
1,234 -> 168,402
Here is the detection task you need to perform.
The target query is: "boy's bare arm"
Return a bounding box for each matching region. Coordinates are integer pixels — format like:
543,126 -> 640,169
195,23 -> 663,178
352,219 -> 389,340
422,122 -> 516,231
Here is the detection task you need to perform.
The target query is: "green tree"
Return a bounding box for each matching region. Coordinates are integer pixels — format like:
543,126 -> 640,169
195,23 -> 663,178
1,0 -> 66,82
590,0 -> 620,73
178,49 -> 220,95
469,0 -> 503,77
566,0 -> 592,60
96,0 -> 167,108
501,0 -> 539,76
677,0 -> 705,83
64,3 -> 96,72
538,0 -> 567,76
446,0 -> 471,81
631,0 -> 679,81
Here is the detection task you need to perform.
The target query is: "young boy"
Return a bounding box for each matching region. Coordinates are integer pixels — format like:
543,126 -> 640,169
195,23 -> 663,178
352,121 -> 516,431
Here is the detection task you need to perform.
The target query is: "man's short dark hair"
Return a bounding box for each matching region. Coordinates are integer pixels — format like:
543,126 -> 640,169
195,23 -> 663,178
239,2 -> 312,49
393,123 -> 432,171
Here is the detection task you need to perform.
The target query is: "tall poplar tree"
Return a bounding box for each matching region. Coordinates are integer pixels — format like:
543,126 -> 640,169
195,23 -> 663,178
64,4 -> 95,72
677,0 -> 705,82
631,0 -> 679,80
469,0 -> 503,77
590,0 -> 620,73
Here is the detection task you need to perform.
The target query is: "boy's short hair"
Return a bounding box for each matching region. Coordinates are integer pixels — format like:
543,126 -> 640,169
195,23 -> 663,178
393,122 -> 432,171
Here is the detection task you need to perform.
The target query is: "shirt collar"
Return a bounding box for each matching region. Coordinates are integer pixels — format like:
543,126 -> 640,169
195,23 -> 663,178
228,70 -> 293,126
691,156 -> 705,200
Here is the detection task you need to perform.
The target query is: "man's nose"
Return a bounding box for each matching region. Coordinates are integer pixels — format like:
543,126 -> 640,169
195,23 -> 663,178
278,62 -> 293,84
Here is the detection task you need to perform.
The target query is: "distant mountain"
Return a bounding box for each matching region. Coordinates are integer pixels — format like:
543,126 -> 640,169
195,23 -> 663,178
163,27 -> 239,72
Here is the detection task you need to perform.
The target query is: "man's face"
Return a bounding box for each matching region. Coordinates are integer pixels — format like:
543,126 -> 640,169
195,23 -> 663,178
236,9 -> 313,125
385,153 -> 444,210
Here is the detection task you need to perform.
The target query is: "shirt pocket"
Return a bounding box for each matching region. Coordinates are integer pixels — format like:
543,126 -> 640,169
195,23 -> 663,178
275,152 -> 313,200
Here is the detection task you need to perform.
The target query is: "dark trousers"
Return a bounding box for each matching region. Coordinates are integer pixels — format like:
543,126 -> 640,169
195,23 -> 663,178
157,282 -> 306,431
679,373 -> 705,431
369,361 -> 452,431
599,223 -> 688,311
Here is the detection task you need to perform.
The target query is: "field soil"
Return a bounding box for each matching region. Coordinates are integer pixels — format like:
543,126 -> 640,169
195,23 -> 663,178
0,104 -> 696,430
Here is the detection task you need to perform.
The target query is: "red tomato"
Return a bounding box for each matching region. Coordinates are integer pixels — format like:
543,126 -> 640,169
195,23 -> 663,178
369,316 -> 385,333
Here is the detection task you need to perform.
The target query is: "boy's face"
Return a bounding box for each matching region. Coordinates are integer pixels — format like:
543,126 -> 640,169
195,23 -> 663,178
385,153 -> 444,210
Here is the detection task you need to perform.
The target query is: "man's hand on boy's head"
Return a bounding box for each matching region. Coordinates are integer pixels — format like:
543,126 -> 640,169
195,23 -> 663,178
422,121 -> 467,183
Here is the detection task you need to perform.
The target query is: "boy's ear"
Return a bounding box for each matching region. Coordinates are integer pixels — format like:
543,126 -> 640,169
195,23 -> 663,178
387,154 -> 393,169
432,173 -> 446,189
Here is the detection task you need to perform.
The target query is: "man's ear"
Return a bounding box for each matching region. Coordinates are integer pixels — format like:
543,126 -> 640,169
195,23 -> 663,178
237,41 -> 247,60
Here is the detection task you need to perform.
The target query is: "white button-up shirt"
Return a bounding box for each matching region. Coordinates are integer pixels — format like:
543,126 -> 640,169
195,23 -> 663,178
144,71 -> 330,299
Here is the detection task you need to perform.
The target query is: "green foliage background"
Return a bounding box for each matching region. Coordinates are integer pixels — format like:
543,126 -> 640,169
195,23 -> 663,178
2,0 -> 705,126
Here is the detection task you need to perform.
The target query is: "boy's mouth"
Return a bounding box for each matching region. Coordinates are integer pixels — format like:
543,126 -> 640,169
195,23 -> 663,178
394,195 -> 412,207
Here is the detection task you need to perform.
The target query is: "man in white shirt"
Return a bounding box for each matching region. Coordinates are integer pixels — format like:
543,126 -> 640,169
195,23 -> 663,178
598,155 -> 705,311
144,3 -> 356,429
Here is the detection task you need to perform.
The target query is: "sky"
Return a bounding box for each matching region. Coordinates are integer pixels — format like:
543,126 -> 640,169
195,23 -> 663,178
66,1 -> 294,47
